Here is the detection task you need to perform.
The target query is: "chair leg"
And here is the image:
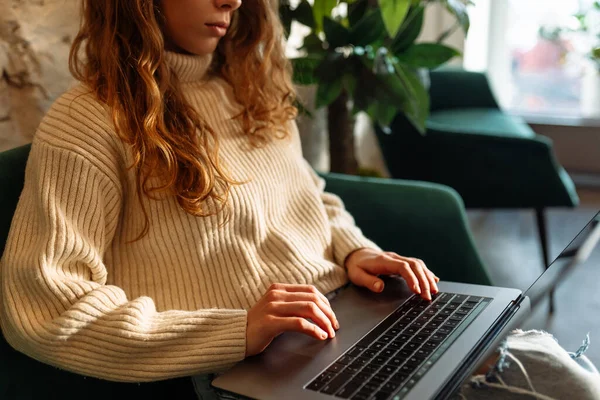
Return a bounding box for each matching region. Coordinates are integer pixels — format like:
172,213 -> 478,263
535,208 -> 554,314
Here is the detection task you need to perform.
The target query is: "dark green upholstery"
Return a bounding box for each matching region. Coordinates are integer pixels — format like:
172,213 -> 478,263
319,172 -> 490,285
375,69 -> 579,209
0,144 -> 490,399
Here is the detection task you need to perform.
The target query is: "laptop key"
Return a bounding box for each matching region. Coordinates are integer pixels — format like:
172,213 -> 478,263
405,326 -> 419,335
387,328 -> 402,336
405,341 -> 420,351
369,341 -> 386,351
363,349 -> 378,358
320,372 -> 354,395
381,348 -> 396,358
387,357 -> 405,367
382,381 -> 401,392
435,293 -> 453,303
327,363 -> 345,373
468,296 -> 483,303
398,348 -> 413,357
355,372 -> 371,381
348,346 -> 366,357
390,372 -> 410,383
307,379 -> 326,391
379,365 -> 397,375
346,365 -> 362,375
397,334 -> 411,343
412,320 -> 427,329
352,390 -> 373,400
373,356 -> 388,365
335,382 -> 361,399
440,309 -> 453,316
400,363 -> 418,374
371,374 -> 388,383
438,326 -> 453,335
429,334 -> 446,342
414,334 -> 429,343
450,295 -> 468,303
444,320 -> 459,328
316,372 -> 335,382
424,340 -> 440,350
337,355 -> 354,365
380,335 -> 394,343
450,314 -> 466,322
420,327 -> 435,335
363,382 -> 381,391
415,348 -> 432,358
387,341 -> 402,350
373,391 -> 392,400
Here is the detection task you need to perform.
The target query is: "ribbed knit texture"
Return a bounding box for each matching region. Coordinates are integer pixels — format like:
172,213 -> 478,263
0,51 -> 380,383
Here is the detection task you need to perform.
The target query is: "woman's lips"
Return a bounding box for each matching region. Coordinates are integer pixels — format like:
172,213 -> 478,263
205,23 -> 228,37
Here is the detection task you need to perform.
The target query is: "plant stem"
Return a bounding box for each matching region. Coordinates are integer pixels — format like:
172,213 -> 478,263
327,89 -> 359,175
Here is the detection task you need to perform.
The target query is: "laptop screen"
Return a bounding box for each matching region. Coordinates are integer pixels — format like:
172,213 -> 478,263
523,211 -> 600,310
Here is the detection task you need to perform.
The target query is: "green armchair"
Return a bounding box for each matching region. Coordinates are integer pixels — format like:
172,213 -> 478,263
0,144 -> 489,399
375,69 -> 579,311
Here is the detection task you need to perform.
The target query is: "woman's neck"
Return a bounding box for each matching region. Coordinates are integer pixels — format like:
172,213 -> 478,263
164,51 -> 214,83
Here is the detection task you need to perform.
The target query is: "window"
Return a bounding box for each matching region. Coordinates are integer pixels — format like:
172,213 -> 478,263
464,0 -> 597,118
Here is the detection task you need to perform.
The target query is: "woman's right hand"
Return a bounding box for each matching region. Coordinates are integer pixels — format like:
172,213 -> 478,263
245,283 -> 340,357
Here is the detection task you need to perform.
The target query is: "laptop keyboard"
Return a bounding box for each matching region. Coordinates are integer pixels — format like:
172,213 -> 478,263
305,292 -> 492,400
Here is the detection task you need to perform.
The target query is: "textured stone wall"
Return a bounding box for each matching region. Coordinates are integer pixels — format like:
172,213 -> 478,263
0,0 -> 79,152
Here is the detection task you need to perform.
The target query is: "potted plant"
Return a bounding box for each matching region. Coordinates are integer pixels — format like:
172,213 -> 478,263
280,0 -> 470,175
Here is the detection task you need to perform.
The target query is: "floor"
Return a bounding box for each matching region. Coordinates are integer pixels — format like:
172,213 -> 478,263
467,188 -> 600,363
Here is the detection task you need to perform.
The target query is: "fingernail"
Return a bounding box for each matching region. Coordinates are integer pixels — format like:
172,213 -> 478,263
321,332 -> 328,340
335,321 -> 340,330
374,281 -> 383,292
425,292 -> 432,301
331,330 -> 336,338
414,285 -> 421,294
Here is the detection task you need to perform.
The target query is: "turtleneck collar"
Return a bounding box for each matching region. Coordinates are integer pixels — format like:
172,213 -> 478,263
164,51 -> 214,84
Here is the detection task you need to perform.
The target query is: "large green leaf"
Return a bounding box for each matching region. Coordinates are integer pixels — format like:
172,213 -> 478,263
313,0 -> 338,32
300,33 -> 325,54
378,0 -> 411,38
445,0 -> 470,34
293,0 -> 316,29
355,53 -> 411,116
390,5 -> 425,54
315,52 -> 346,83
396,43 -> 460,69
394,63 -> 429,133
316,78 -> 343,108
279,3 -> 293,38
348,0 -> 368,27
366,102 -> 400,127
323,17 -> 350,48
348,10 -> 387,46
291,56 -> 322,85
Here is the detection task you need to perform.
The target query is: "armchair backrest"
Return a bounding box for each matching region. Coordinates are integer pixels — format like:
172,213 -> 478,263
428,69 -> 500,112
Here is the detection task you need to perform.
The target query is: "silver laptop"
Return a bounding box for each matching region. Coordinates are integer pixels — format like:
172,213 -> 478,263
211,212 -> 600,400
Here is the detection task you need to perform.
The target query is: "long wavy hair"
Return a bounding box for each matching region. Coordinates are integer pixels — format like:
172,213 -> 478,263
69,0 -> 297,240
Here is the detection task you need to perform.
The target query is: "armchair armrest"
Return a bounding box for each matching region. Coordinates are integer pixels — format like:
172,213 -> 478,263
429,69 -> 500,112
319,172 -> 491,285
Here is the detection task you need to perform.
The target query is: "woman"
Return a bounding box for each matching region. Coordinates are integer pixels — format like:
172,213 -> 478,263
0,1 -> 597,399
0,0 -> 437,396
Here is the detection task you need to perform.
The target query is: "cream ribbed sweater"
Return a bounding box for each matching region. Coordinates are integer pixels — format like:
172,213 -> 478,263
0,52 -> 379,382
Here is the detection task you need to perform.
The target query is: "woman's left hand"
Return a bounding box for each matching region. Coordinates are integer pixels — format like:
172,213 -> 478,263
345,248 -> 440,301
